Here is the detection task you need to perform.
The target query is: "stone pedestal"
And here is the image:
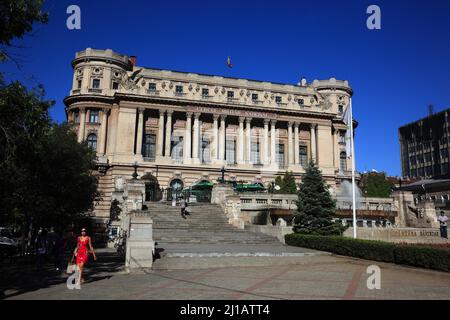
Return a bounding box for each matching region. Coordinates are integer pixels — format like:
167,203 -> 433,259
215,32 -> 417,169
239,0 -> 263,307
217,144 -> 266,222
392,190 -> 414,227
423,201 -> 439,228
125,178 -> 145,211
125,212 -> 155,271
225,195 -> 244,229
211,183 -> 235,206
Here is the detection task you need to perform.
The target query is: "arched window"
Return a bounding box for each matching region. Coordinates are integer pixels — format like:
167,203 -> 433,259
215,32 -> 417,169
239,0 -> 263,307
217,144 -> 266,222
340,151 -> 347,172
87,133 -> 97,150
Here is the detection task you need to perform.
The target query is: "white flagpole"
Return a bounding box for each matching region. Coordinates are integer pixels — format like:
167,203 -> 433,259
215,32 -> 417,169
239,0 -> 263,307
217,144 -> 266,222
349,98 -> 357,239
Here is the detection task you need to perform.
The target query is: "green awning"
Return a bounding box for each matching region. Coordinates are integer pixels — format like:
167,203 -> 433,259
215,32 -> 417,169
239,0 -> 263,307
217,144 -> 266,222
190,180 -> 214,190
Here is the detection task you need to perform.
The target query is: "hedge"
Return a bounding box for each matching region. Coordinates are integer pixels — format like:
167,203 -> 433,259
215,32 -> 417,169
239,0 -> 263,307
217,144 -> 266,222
285,233 -> 450,272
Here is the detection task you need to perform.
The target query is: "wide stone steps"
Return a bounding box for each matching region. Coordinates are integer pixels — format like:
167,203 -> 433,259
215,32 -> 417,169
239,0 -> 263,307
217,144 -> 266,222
147,202 -> 280,245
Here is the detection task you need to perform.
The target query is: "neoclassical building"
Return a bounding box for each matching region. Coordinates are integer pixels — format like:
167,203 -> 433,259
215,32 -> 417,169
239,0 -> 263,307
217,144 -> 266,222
64,48 -> 356,223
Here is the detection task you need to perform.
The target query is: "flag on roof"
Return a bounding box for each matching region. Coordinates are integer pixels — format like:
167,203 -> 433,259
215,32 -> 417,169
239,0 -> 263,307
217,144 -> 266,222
227,56 -> 232,68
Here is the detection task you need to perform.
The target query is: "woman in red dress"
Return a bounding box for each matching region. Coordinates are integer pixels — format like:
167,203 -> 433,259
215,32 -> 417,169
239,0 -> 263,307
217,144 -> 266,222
72,228 -> 96,283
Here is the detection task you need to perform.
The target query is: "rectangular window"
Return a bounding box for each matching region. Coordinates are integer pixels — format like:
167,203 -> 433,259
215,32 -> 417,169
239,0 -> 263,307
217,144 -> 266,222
74,112 -> 80,123
92,79 -> 100,89
201,137 -> 211,164
275,96 -> 282,104
202,88 -> 209,97
276,143 -> 285,168
338,105 -> 343,114
89,110 -> 99,123
425,166 -> 433,177
148,83 -> 156,91
299,146 -> 308,167
142,134 -> 156,160
339,131 -> 346,143
77,80 -> 82,89
175,85 -> 183,93
298,98 -> 304,106
441,164 -> 449,175
251,141 -> 260,164
225,139 -> 236,164
418,167 -> 424,177
425,152 -> 432,162
252,93 -> 258,101
411,169 -> 417,177
112,81 -> 119,90
441,148 -> 449,158
227,91 -> 234,98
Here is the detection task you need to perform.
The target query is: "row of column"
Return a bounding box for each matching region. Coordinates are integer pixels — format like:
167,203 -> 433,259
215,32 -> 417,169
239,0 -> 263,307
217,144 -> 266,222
147,110 -> 320,166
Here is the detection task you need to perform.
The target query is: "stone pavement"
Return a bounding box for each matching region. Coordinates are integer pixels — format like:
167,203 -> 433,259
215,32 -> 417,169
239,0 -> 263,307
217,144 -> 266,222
3,248 -> 450,300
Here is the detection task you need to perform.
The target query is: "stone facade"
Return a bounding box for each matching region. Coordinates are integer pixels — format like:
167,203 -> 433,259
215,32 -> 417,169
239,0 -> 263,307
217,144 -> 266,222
64,48 -> 356,222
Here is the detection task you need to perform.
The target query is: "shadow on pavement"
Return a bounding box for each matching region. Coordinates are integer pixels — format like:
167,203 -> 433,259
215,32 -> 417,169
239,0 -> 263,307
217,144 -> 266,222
0,249 -> 124,299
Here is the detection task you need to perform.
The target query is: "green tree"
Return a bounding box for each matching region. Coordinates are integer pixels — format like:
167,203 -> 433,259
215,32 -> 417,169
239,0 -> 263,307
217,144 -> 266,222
0,82 -> 99,230
361,172 -> 394,198
293,161 -> 346,235
280,171 -> 297,194
0,0 -> 98,235
269,171 -> 297,194
0,0 -> 49,62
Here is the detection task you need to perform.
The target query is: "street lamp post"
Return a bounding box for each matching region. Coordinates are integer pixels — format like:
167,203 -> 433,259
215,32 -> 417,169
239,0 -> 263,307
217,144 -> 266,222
132,161 -> 139,179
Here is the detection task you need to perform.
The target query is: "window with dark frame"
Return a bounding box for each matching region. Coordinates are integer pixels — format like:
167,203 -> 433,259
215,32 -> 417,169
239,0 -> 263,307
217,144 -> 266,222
89,110 -> 99,123
299,146 -> 308,167
142,134 -> 156,160
175,85 -> 183,93
202,88 -> 209,97
148,83 -> 156,91
87,133 -> 97,150
92,79 -> 100,89
340,151 -> 347,172
112,81 -> 119,90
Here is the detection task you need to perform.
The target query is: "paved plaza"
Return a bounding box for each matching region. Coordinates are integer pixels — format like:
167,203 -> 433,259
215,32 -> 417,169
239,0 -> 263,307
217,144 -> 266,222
2,248 -> 450,300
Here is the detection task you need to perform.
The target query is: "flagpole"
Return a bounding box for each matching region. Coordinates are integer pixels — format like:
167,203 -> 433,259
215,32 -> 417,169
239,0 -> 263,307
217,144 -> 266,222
349,98 -> 357,239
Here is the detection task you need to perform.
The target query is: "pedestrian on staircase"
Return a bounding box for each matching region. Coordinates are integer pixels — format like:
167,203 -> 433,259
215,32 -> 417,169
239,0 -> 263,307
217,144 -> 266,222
180,196 -> 187,219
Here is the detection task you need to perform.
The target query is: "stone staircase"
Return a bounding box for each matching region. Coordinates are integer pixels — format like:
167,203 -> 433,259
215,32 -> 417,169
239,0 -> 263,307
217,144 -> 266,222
146,202 -> 280,244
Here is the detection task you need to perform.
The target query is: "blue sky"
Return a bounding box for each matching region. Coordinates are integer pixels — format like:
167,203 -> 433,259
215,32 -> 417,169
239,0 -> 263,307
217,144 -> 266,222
2,0 -> 450,176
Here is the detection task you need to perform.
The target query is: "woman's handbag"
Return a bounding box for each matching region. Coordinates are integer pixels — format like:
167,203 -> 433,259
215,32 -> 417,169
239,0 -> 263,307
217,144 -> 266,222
66,257 -> 77,274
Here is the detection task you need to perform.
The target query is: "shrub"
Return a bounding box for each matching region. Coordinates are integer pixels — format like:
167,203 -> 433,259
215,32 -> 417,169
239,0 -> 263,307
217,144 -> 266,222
285,233 -> 450,272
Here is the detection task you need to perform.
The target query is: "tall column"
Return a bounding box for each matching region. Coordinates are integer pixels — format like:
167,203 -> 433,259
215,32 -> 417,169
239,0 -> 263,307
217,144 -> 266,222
310,124 -> 317,164
294,122 -> 300,165
245,118 -> 252,163
77,107 -> 86,143
212,114 -> 219,162
157,110 -> 165,157
184,112 -> 192,163
99,108 -> 108,155
270,120 -> 277,164
135,107 -> 145,156
237,117 -> 245,164
218,115 -> 226,161
263,119 -> 269,165
164,110 -> 173,157
288,121 -> 294,165
192,112 -> 201,163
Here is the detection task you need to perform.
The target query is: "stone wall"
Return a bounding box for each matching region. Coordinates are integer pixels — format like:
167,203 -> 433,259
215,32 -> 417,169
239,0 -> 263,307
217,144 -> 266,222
344,227 -> 446,244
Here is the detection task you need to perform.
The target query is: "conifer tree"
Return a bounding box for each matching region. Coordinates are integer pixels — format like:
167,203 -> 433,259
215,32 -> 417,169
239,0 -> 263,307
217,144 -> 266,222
293,161 -> 346,235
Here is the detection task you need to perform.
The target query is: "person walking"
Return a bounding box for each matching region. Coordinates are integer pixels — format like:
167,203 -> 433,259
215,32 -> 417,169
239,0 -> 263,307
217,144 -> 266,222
35,228 -> 48,270
72,228 -> 97,284
180,196 -> 187,219
438,211 -> 448,239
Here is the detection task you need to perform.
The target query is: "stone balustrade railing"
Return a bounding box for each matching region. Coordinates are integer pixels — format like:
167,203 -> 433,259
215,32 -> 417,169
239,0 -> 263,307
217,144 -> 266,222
238,193 -> 298,210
